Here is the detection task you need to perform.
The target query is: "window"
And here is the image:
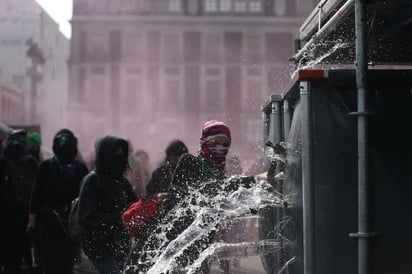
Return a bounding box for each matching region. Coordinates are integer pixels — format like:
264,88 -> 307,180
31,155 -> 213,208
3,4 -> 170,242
265,32 -> 292,63
87,74 -> 106,103
205,80 -> 223,109
245,34 -> 263,63
12,74 -> 24,87
91,66 -> 105,74
274,0 -> 286,16
204,34 -> 222,62
110,31 -> 122,61
126,67 -> 142,75
87,33 -> 107,59
123,77 -> 143,112
78,67 -> 86,101
124,33 -> 144,61
234,1 -> 247,12
205,0 -> 217,12
163,34 -> 180,63
161,67 -> 182,109
169,0 -> 181,12
219,0 -> 231,12
244,76 -> 262,109
224,32 -> 243,63
137,0 -> 151,13
202,67 -> 224,111
187,0 -> 199,14
164,79 -> 180,107
122,0 -> 139,14
147,31 -> 160,62
184,32 -> 201,63
249,1 -> 262,13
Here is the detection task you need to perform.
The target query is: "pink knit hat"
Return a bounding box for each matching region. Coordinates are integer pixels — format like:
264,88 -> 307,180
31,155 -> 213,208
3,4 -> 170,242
201,119 -> 231,142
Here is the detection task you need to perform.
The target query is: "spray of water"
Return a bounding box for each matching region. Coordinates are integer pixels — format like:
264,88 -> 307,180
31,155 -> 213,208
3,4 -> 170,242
124,174 -> 286,273
292,39 -> 352,78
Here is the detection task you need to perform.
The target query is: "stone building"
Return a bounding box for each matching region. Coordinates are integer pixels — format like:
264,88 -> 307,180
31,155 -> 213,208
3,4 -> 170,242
0,79 -> 24,125
0,0 -> 70,148
68,0 -> 317,161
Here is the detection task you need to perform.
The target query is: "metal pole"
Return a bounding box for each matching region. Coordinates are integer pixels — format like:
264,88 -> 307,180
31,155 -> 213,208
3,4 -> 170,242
300,81 -> 315,274
263,111 -> 270,147
283,100 -> 291,141
355,1 -> 370,274
271,98 -> 281,144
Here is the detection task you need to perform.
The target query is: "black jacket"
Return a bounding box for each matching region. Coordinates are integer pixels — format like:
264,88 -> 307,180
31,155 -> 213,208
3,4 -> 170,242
30,157 -> 88,219
145,160 -> 173,198
78,136 -> 137,263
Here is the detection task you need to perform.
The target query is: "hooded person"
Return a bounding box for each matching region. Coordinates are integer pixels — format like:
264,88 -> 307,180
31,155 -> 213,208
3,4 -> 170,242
199,119 -> 231,177
0,129 -> 38,274
27,132 -> 42,161
28,128 -> 89,274
52,129 -> 78,169
78,135 -> 137,274
125,120 -> 258,273
145,139 -> 188,198
165,119 -> 233,194
1,129 -> 29,159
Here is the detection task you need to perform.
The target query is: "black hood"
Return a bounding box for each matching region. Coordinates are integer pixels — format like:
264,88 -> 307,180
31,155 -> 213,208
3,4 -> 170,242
166,139 -> 188,157
52,128 -> 78,165
94,135 -> 129,178
2,129 -> 28,159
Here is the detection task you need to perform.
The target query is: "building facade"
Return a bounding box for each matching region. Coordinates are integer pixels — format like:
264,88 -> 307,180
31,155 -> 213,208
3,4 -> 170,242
0,78 -> 24,125
68,0 -> 316,162
0,0 -> 69,148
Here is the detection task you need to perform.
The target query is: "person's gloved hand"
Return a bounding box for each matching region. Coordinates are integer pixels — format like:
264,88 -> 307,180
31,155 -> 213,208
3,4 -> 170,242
156,192 -> 168,202
26,226 -> 36,239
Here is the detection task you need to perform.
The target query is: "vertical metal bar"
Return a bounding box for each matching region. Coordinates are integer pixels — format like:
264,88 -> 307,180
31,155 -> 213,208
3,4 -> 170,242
270,96 -> 283,271
355,1 -> 369,274
283,100 -> 291,141
263,110 -> 270,147
271,100 -> 281,144
300,81 -> 315,274
262,110 -> 271,168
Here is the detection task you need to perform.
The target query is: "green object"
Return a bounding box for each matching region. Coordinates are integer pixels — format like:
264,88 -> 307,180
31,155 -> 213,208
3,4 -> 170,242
27,132 -> 41,147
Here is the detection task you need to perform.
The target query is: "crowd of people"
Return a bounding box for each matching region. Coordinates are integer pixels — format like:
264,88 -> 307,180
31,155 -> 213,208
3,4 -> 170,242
0,119 -> 274,274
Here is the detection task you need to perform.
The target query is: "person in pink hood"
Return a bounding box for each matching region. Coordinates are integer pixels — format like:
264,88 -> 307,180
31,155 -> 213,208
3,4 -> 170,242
198,119 -> 232,177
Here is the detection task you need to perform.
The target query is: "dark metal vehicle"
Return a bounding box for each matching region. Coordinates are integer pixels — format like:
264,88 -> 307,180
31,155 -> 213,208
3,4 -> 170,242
262,68 -> 412,274
260,0 -> 412,273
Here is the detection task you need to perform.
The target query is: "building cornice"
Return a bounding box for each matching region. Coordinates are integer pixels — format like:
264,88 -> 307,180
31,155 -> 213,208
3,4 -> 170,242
71,15 -> 305,26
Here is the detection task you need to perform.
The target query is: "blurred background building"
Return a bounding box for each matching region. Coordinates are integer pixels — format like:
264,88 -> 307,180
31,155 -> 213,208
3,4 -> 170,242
67,0 -> 317,161
0,0 -> 69,148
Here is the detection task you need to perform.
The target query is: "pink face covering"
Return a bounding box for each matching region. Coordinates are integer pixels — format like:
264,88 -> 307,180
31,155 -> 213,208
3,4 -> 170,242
199,120 -> 231,177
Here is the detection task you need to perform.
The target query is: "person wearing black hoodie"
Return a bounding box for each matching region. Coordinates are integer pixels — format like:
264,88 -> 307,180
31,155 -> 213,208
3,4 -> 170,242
0,129 -> 38,274
78,135 -> 137,274
28,129 -> 89,274
145,139 -> 188,199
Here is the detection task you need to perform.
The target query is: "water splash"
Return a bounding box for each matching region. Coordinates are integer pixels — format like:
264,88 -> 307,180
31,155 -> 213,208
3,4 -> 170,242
124,175 -> 286,273
187,239 -> 283,274
292,39 -> 352,78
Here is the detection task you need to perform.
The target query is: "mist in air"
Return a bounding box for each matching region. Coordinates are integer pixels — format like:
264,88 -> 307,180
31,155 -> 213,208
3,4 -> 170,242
0,0 -> 319,168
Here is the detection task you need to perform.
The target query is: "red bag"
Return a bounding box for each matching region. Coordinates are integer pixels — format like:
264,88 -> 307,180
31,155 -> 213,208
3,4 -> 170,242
122,198 -> 159,238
